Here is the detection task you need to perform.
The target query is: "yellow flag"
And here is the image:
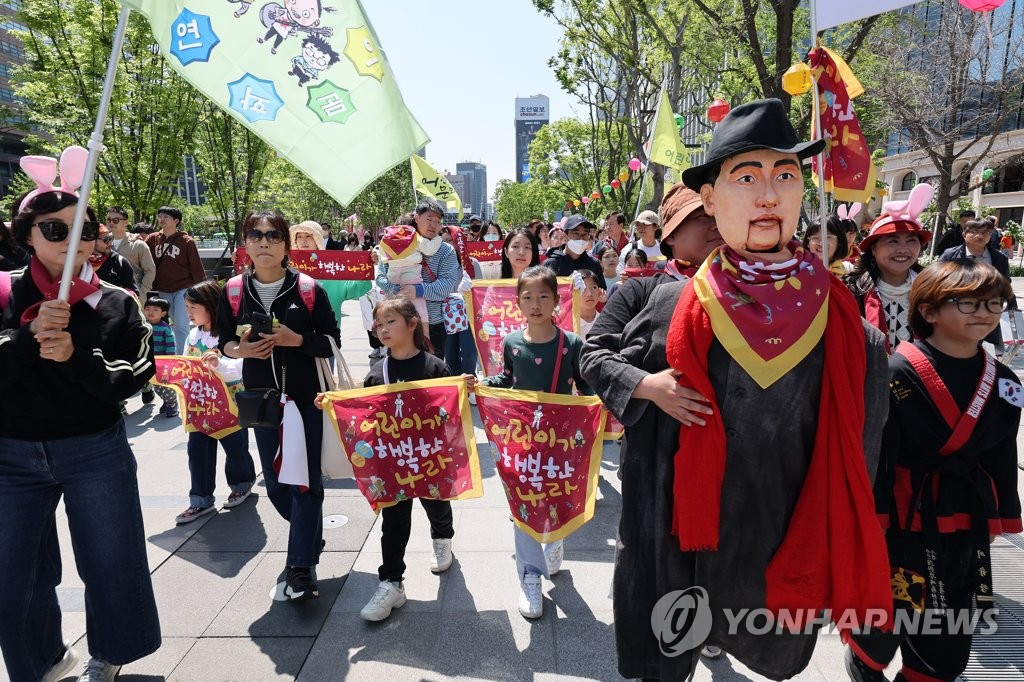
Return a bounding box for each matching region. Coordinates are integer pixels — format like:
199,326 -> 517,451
410,155 -> 462,220
649,90 -> 688,172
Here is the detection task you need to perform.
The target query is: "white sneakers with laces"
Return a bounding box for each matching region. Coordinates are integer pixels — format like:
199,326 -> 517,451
518,574 -> 543,619
544,541 -> 564,576
360,580 -> 407,621
431,538 -> 453,573
41,643 -> 78,682
78,657 -> 121,681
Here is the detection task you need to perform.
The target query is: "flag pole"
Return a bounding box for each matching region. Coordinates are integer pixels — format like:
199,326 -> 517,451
809,0 -> 828,233
58,5 -> 131,302
409,157 -> 419,205
634,77 -> 666,219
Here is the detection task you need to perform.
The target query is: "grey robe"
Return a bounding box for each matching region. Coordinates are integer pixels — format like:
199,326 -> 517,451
580,278 -> 889,681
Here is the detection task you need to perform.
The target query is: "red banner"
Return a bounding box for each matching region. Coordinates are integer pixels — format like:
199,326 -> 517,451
233,248 -> 374,280
463,278 -> 579,377
152,356 -> 240,439
475,387 -> 606,543
809,46 -> 877,203
603,411 -> 624,440
465,241 -> 503,262
322,378 -> 483,510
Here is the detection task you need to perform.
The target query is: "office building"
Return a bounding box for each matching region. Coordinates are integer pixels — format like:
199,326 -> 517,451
515,95 -> 549,183
456,161 -> 487,219
0,3 -> 28,201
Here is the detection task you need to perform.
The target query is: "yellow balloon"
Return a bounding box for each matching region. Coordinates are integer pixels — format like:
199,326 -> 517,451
782,62 -> 812,97
618,171 -> 629,182
573,199 -> 582,207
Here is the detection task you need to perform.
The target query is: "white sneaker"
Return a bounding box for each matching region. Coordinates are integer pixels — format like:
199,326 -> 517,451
518,574 -> 543,619
544,541 -> 564,577
360,580 -> 406,621
701,645 -> 723,659
78,657 -> 121,681
431,538 -> 453,573
41,643 -> 78,682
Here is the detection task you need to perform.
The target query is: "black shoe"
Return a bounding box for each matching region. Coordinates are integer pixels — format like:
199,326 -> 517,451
284,567 -> 318,601
141,389 -> 155,404
845,648 -> 886,682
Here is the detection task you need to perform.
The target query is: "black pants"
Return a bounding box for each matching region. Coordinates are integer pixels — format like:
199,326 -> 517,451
428,322 -> 446,361
848,532 -> 977,682
378,498 -> 454,582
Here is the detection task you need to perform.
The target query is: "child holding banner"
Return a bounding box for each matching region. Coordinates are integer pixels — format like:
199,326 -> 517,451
350,296 -> 463,621
174,281 -> 256,525
480,266 -> 591,619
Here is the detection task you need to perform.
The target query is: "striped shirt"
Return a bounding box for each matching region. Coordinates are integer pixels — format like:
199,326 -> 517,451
375,242 -> 461,324
253,276 -> 285,314
152,321 -> 176,355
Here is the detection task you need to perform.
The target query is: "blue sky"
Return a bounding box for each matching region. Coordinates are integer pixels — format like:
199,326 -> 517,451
369,0 -> 580,203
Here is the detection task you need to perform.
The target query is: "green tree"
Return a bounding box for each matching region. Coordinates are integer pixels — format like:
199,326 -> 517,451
256,153 -> 344,225
493,179 -> 560,227
12,0 -> 202,220
345,163 -> 415,235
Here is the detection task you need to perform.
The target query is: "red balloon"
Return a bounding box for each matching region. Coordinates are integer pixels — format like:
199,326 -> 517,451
566,201 -> 573,208
610,179 -> 621,189
958,0 -> 1006,10
707,98 -> 731,123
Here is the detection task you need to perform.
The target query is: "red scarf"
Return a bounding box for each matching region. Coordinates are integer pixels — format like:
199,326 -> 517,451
20,257 -> 101,326
665,248 -> 892,629
88,252 -> 109,271
665,259 -> 697,281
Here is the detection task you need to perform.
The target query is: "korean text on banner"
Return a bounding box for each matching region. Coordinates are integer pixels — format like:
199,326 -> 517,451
411,155 -> 463,220
322,377 -> 483,511
814,1 -> 918,31
650,90 -> 688,171
234,247 -> 373,280
152,356 -> 240,439
475,387 -> 607,544
463,278 -> 579,377
810,46 -> 878,203
121,0 -> 429,205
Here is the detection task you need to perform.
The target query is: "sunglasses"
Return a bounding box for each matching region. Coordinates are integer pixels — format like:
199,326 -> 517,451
244,228 -> 286,244
34,220 -> 101,242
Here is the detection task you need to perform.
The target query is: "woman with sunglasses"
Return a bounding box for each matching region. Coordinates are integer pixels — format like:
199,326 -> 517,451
0,187 -> 161,681
217,211 -> 341,603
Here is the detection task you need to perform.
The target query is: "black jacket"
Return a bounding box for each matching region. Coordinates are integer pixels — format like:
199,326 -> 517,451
0,263 -> 155,440
95,251 -> 138,293
939,243 -> 1011,280
217,269 -> 341,405
541,249 -> 607,289
0,239 -> 30,272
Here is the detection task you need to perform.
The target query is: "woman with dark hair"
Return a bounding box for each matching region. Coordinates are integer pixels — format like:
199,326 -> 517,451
499,227 -> 540,280
0,187 -> 160,681
217,211 -> 341,602
802,214 -> 851,275
0,220 -> 29,271
483,220 -> 504,243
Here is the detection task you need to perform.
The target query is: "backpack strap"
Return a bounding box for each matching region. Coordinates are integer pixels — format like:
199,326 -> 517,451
226,274 -> 245,317
0,270 -> 10,311
297,272 -> 316,313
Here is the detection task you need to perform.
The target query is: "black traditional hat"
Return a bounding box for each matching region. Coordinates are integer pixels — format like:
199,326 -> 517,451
681,98 -> 825,191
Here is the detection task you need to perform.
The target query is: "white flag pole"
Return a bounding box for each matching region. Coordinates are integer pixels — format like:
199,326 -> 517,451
809,0 -> 828,233
58,5 -> 131,302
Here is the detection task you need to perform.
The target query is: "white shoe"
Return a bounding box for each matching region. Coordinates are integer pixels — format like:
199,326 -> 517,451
41,643 -> 78,682
431,538 -> 453,573
78,657 -> 121,681
360,580 -> 406,621
544,541 -> 564,576
518,574 -> 543,619
700,645 -> 723,659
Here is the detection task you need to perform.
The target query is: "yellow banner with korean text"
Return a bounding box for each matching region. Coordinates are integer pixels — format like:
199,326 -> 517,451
322,377 -> 482,511
475,386 -> 606,544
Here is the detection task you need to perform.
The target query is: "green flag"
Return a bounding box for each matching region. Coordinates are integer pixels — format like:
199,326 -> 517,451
649,90 -> 688,172
120,0 -> 429,205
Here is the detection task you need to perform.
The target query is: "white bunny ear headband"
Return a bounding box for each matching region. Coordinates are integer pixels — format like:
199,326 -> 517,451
871,183 -> 933,232
836,202 -> 862,222
17,146 -> 88,214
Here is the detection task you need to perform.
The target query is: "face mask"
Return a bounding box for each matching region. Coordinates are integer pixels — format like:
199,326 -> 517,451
483,234 -> 499,242
566,239 -> 589,255
418,235 -> 443,256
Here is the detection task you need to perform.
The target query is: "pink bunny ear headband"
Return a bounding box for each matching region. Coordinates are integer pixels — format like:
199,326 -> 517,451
860,183 -> 934,251
17,146 -> 88,214
836,202 -> 862,222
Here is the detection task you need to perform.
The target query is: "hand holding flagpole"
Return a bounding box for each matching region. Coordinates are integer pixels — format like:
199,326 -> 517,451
57,5 -> 131,302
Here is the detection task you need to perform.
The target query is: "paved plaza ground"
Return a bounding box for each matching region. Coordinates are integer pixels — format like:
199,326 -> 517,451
3,296 -> 1024,681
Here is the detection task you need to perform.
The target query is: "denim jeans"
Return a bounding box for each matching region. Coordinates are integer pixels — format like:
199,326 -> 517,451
0,421 -> 160,681
158,288 -> 189,355
253,402 -> 324,568
444,327 -> 478,375
514,524 -> 562,581
187,429 -> 256,509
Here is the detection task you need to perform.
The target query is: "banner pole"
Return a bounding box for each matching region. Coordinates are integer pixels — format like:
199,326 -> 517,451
58,5 -> 131,302
634,76 -> 666,218
809,0 -> 828,233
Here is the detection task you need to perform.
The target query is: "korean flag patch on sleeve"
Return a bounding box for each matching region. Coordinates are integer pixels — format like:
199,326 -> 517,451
999,378 -> 1024,408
